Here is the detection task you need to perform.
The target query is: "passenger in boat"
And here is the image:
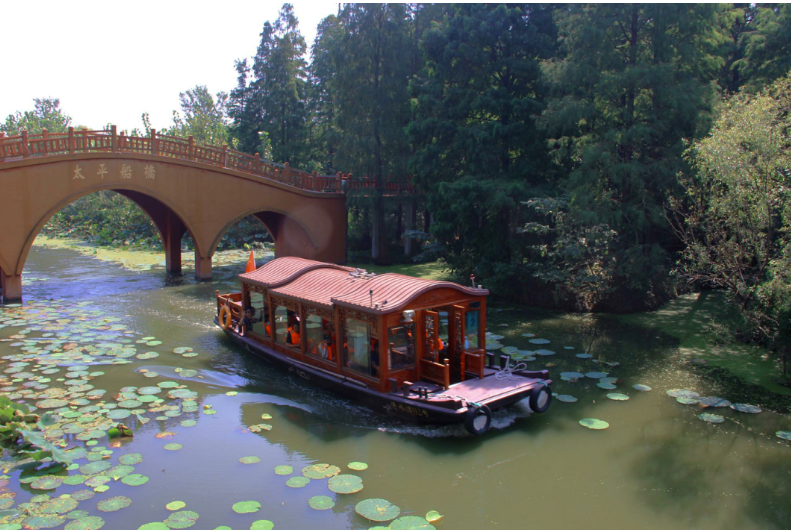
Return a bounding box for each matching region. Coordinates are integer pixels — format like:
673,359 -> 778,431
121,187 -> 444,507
240,307 -> 255,335
369,339 -> 380,377
286,320 -> 301,347
264,312 -> 271,336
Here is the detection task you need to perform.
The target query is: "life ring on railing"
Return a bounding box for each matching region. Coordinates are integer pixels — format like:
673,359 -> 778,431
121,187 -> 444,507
218,305 -> 233,330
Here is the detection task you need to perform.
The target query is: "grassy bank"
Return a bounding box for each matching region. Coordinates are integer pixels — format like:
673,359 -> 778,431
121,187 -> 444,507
346,260 -> 453,281
616,290 -> 791,396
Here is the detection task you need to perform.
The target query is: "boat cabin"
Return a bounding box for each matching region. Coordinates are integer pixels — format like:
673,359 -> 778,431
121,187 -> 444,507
216,257 -> 489,393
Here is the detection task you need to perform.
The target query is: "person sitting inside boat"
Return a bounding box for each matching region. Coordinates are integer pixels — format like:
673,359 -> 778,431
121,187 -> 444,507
286,320 -> 301,347
264,312 -> 271,336
240,306 -> 256,336
318,333 -> 335,361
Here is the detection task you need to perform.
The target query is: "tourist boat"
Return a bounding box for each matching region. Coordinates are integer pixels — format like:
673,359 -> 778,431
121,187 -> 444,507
214,257 -> 552,435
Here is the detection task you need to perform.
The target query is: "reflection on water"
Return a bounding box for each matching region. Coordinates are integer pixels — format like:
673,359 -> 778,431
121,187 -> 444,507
1,245 -> 789,530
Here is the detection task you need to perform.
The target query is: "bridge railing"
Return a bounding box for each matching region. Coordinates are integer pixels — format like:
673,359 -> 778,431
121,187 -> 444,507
0,127 -> 416,196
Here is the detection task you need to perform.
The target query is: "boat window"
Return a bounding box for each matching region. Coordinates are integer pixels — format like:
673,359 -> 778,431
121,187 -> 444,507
274,306 -> 301,350
343,318 -> 378,377
465,310 -> 480,350
249,292 -> 269,337
388,323 -> 415,371
305,313 -> 334,362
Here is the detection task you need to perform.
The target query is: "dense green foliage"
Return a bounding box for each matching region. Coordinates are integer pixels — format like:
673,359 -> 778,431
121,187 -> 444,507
671,75 -> 791,374
1,98 -> 71,135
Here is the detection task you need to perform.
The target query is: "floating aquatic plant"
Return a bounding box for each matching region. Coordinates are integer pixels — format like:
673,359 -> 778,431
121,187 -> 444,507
232,501 -> 261,514
579,418 -> 609,430
698,413 -> 725,424
355,498 -> 400,522
327,474 -> 363,494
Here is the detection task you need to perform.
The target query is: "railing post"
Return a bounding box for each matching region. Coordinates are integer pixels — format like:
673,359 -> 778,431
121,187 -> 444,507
221,144 -> 228,167
111,125 -> 117,153
20,129 -> 29,158
41,128 -> 48,155
150,129 -> 157,156
284,162 -> 291,183
188,135 -> 194,161
68,127 -> 75,153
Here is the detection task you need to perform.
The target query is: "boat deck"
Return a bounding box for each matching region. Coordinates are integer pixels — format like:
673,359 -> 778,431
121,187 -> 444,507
438,374 -> 541,405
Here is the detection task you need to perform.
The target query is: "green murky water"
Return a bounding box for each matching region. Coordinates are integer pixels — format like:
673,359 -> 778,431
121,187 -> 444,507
1,244 -> 790,530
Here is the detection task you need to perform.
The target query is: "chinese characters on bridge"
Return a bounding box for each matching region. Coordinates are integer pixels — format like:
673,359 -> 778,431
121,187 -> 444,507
72,163 -> 156,181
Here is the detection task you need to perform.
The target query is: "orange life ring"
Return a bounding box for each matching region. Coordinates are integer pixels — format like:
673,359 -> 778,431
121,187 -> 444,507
218,305 -> 233,330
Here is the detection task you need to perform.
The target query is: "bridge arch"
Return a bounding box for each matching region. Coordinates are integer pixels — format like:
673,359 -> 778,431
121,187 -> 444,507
208,207 -> 318,260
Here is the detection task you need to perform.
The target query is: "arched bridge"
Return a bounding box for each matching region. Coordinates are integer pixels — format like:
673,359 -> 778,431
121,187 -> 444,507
0,127 -> 349,302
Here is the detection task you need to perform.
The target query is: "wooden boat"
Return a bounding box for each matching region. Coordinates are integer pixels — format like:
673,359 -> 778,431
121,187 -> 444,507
215,257 -> 552,435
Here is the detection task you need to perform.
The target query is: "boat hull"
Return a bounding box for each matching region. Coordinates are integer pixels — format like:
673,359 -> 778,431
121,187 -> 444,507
218,321 -> 550,427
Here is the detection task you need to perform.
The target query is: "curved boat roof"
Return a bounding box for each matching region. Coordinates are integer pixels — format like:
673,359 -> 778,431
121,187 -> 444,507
240,257 -> 488,314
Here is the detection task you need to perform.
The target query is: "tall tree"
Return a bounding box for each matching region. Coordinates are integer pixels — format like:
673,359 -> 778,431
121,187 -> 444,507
229,3 -> 309,164
409,4 -> 558,288
740,4 -> 791,91
332,3 -> 413,264
1,98 -> 72,135
542,4 -> 725,310
169,85 -> 229,146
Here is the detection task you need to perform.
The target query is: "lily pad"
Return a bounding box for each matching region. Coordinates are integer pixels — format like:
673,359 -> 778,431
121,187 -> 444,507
730,403 -> 762,414
776,431 -> 791,441
250,522 -> 274,530
559,372 -> 584,380
698,397 -> 732,408
274,465 -> 293,476
308,495 -> 335,510
606,393 -> 630,401
348,462 -> 368,471
286,476 -> 310,488
121,474 -> 149,486
528,338 -> 550,344
575,353 -> 592,359
173,348 -> 192,354
632,384 -> 652,392
585,372 -> 607,379
21,516 -> 65,530
597,382 -> 617,390
240,456 -> 261,465
96,496 -> 131,512
164,443 -> 182,451
327,474 -> 363,494
64,517 -> 105,530
699,413 -> 725,424
425,510 -> 443,524
137,524 -> 169,530
302,463 -> 340,480
163,511 -> 199,529
556,395 -> 577,403
165,501 -> 186,511
666,389 -> 699,399
119,453 -> 143,465
579,418 -> 609,430
30,476 -> 63,490
676,397 -> 699,405
389,516 -> 437,530
534,349 -> 555,356
355,498 -> 400,522
39,497 -> 78,514
232,501 -> 260,514
180,420 -> 197,428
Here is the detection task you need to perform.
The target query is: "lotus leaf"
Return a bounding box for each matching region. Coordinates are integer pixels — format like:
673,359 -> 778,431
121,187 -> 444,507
529,338 -> 550,345
36,399 -> 69,409
348,462 -> 368,471
699,413 -> 725,424
776,431 -> 791,441
579,418 -> 609,430
327,474 -> 363,494
355,498 -> 400,522
164,444 -> 182,451
163,510 -> 199,529
559,372 -> 584,380
166,501 -> 186,511
632,384 -> 652,392
121,474 -> 148,486
173,348 -> 192,354
389,516 -> 437,530
65,510 -> 89,520
226,391 -> 238,396
535,349 -> 555,356
556,395 -> 577,403
274,466 -> 292,475
260,414 -> 272,420
302,464 -> 340,480
606,393 -> 630,401
697,397 -> 732,408
79,461 -> 111,475
666,389 -> 699,399
585,372 -> 607,379
64,517 -> 105,530
426,510 -> 443,523
731,403 -> 762,414
308,495 -> 335,510
232,501 -> 261,514
240,456 -> 260,465
30,476 -> 63,490
63,475 -> 87,485
39,497 -> 78,514
21,516 -> 65,530
137,524 -> 169,530
118,400 -> 142,409
137,387 -> 161,395
286,477 -> 310,488
96,496 -> 131,512
71,491 -> 95,502
597,383 -> 617,390
180,420 -> 197,428
576,354 -> 592,359
107,410 -> 131,420
676,397 -> 699,405
203,409 -> 217,415
249,522 -> 273,530
93,485 -> 109,493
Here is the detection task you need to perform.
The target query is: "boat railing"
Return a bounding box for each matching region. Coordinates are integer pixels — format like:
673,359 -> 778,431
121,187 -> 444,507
464,349 -> 486,379
420,358 -> 450,390
215,291 -> 243,321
